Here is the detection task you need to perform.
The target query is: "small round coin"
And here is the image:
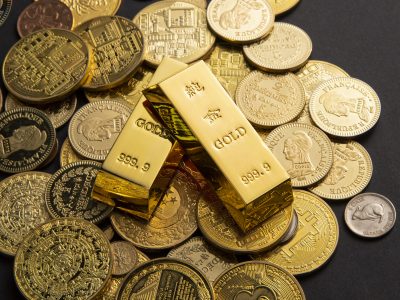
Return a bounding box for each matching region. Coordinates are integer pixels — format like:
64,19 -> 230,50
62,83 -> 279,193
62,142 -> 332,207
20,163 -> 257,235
309,77 -> 381,137
116,258 -> 214,300
244,22 -> 312,72
111,241 -> 139,276
265,123 -> 334,187
0,0 -> 12,27
268,0 -> 301,15
59,137 -> 85,167
213,261 -> 305,300
236,71 -> 305,127
14,218 -> 112,300
345,193 -> 396,238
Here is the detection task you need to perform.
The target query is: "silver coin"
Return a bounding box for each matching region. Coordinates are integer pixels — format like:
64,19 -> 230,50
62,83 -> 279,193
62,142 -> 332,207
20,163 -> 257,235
345,193 -> 396,238
279,210 -> 299,244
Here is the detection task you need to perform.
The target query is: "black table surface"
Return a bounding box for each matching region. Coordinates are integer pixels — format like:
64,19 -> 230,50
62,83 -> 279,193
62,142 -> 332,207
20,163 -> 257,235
1,0 -> 399,299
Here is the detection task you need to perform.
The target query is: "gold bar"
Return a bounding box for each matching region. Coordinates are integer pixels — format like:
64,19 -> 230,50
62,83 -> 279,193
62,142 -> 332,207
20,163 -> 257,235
143,60 -> 293,231
92,58 -> 189,220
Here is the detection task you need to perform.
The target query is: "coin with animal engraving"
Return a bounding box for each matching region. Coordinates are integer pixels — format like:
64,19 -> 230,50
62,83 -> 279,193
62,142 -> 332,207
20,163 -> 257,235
345,193 -> 396,238
94,277 -> 123,300
2,28 -> 89,103
254,190 -> 339,275
0,0 -> 12,27
111,241 -> 139,276
268,0 -> 301,15
14,218 -> 112,300
45,160 -> 113,223
279,209 -> 298,244
236,71 -> 305,127
213,261 -> 305,300
309,77 -> 381,137
265,123 -> 333,187
68,101 -> 132,161
116,258 -> 214,300
60,137 -> 84,167
244,22 -> 312,72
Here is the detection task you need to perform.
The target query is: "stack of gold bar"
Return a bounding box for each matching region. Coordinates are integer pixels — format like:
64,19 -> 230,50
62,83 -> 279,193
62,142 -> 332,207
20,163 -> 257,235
0,0 -> 395,299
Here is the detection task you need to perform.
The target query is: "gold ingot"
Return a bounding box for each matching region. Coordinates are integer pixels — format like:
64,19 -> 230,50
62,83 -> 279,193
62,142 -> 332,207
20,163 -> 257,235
143,60 -> 293,232
92,58 -> 188,220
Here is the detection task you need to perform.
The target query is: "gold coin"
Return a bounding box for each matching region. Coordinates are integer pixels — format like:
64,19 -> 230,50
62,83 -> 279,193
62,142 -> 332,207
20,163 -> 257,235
296,60 -> 349,124
197,191 -> 293,254
265,123 -> 333,187
255,190 -> 339,275
133,1 -> 215,67
136,248 -> 150,264
111,241 -> 139,276
309,141 -> 373,200
94,277 -> 123,300
182,0 -> 208,8
60,137 -> 85,167
205,43 -> 252,99
268,0 -> 301,15
243,22 -> 312,72
14,218 -> 112,300
236,71 -> 305,127
39,137 -> 59,168
309,77 -> 381,137
84,66 -> 154,109
0,88 -> 3,110
0,172 -> 52,256
213,261 -> 305,299
2,29 -> 89,104
207,0 -> 274,44
102,225 -> 115,241
75,16 -> 145,91
116,258 -> 214,299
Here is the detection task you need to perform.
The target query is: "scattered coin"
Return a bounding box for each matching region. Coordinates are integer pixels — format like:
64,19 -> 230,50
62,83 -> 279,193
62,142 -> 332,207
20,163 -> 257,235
268,0 -> 301,15
183,0 -> 208,8
110,241 -> 139,276
102,225 -> 115,241
0,0 -> 12,27
39,137 -> 59,168
279,209 -> 298,244
94,277 -> 123,300
59,137 -> 84,167
136,248 -> 150,264
0,88 -> 3,110
345,193 -> 396,238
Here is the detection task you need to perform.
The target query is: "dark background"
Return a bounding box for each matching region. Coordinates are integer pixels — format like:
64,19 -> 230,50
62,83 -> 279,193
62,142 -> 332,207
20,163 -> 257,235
0,0 -> 399,299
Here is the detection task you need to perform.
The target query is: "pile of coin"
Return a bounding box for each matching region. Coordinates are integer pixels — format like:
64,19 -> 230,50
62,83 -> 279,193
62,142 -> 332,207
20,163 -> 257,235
0,0 -> 396,299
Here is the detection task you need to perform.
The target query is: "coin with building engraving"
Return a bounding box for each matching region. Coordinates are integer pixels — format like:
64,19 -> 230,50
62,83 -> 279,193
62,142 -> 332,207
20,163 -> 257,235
133,1 -> 215,66
14,217 -> 112,300
95,277 -> 123,300
236,71 -> 305,127
254,190 -> 339,275
265,123 -> 333,187
268,0 -> 301,15
2,28 -> 89,103
0,172 -> 51,256
309,77 -> 381,137
68,101 -> 132,161
0,0 -> 12,27
45,161 -> 113,223
60,137 -> 84,167
111,241 -> 139,276
345,193 -> 396,238
116,258 -> 214,300
0,107 -> 56,173
244,22 -> 312,72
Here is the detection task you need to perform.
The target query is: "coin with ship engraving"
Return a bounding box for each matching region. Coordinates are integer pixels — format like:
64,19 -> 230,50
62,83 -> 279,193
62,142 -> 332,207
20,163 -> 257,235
68,101 -> 132,161
45,160 -> 113,223
111,241 -> 139,276
309,141 -> 373,200
0,107 -> 56,173
207,0 -> 274,44
0,172 -> 51,256
2,28 -> 89,103
279,209 -> 298,244
236,71 -> 305,127
0,0 -> 12,27
59,137 -> 84,167
116,258 -> 214,300
309,77 -> 381,137
265,123 -> 333,187
14,217 -> 112,300
268,0 -> 301,15
345,193 -> 396,238
213,261 -> 305,300
134,1 -> 215,67
255,190 -> 339,275
244,22 -> 312,72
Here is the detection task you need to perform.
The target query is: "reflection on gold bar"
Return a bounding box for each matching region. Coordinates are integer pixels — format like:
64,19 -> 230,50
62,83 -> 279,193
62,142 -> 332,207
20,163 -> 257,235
92,58 -> 189,220
144,60 -> 293,231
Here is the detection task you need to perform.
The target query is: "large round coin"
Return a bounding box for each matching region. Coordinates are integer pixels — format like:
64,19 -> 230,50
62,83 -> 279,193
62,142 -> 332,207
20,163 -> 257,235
213,261 -> 305,300
45,161 -> 113,223
68,101 -> 132,161
14,218 -> 112,300
265,123 -> 333,187
255,190 -> 339,275
116,258 -> 214,300
2,29 -> 89,103
0,172 -> 51,256
309,77 -> 381,137
268,0 -> 301,15
345,193 -> 396,238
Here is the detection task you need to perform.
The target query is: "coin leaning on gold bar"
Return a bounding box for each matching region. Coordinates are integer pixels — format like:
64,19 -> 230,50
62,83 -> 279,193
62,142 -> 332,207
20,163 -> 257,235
268,0 -> 301,15
309,77 -> 381,137
14,218 -> 112,300
60,137 -> 85,167
2,28 -> 90,103
243,22 -> 312,73
110,241 -> 139,276
254,190 -> 339,275
236,71 -> 305,127
265,123 -> 334,187
213,261 -> 305,300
